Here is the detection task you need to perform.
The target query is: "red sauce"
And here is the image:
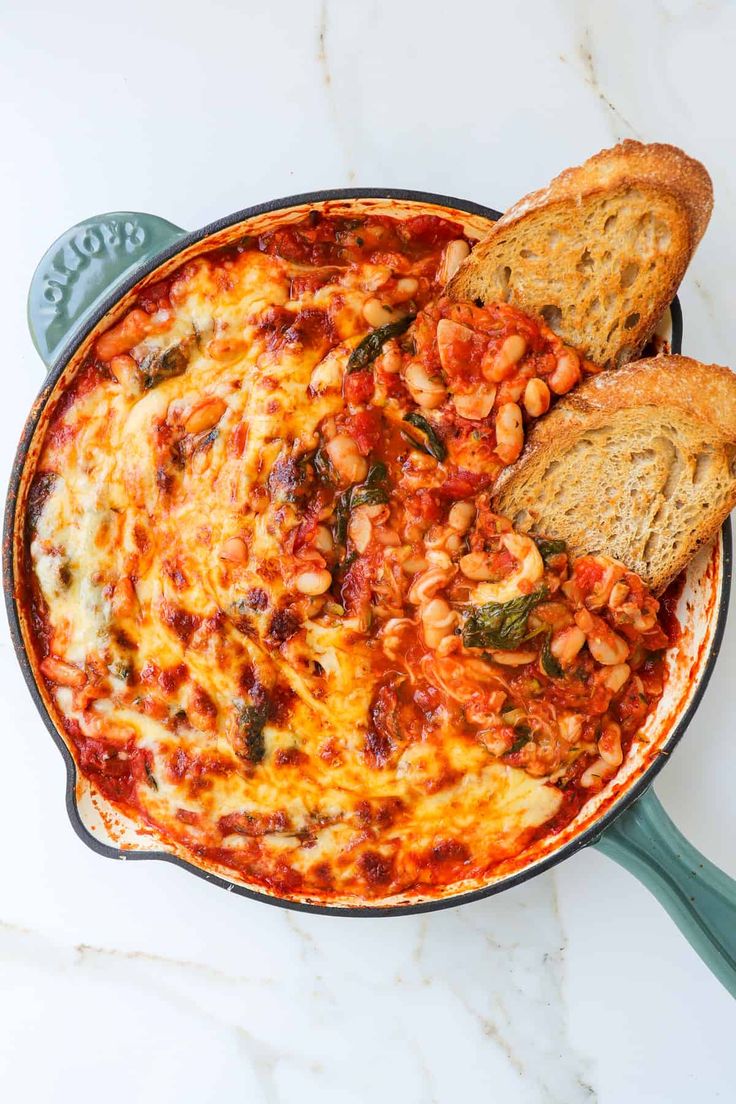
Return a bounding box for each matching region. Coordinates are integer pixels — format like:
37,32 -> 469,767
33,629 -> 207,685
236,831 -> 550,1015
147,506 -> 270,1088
259,212 -> 466,267
66,722 -> 151,806
24,209 -> 679,904
660,573 -> 685,644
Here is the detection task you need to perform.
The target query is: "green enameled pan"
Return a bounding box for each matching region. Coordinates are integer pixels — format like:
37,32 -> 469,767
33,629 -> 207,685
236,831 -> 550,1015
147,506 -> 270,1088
5,191 -> 736,998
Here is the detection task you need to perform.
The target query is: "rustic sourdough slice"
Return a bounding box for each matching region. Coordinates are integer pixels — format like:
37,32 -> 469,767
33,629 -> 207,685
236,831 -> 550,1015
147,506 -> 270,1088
447,141 -> 713,369
492,356 -> 736,593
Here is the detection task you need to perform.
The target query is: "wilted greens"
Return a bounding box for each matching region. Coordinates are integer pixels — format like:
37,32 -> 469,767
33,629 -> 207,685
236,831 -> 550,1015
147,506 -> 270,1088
507,728 -> 533,755
346,315 -> 415,373
138,343 -> 190,390
333,462 -> 389,543
534,537 -> 567,563
541,633 -> 564,678
401,411 -> 447,462
462,588 -> 548,650
234,701 -> 270,764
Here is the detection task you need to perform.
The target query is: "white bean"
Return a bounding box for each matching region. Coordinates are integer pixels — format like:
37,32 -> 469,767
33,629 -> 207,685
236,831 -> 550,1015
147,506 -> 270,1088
325,434 -> 368,484
404,362 -> 447,409
421,598 -> 459,650
523,378 -> 550,418
494,402 -> 524,464
454,386 -> 496,420
439,239 -> 471,283
448,501 -> 475,534
364,299 -> 401,328
483,334 -> 527,382
295,569 -> 332,596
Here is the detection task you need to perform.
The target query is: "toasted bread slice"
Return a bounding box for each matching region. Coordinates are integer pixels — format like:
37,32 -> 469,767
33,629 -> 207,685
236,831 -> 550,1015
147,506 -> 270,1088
448,141 -> 713,369
492,356 -> 736,592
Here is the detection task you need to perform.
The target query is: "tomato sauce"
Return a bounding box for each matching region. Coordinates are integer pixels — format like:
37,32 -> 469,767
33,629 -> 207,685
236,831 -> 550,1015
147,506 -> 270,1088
24,209 -> 678,903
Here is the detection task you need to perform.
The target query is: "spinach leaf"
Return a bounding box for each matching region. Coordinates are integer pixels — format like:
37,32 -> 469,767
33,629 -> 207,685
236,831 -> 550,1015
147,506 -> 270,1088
508,729 -> 532,755
332,463 -> 389,541
462,588 -> 547,650
541,633 -> 563,678
535,537 -> 567,563
313,447 -> 336,484
350,466 -> 389,509
333,489 -> 352,544
346,315 -> 416,373
350,485 -> 389,510
364,461 -> 387,486
402,412 -> 447,462
234,701 -> 270,764
138,344 -> 190,390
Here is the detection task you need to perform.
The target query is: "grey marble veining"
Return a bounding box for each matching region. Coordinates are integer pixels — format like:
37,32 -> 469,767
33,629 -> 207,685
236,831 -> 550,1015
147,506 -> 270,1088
2,1 -> 736,1100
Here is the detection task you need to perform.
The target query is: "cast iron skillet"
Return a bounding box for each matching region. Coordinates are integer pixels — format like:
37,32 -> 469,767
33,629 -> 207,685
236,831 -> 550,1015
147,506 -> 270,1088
5,190 -> 736,996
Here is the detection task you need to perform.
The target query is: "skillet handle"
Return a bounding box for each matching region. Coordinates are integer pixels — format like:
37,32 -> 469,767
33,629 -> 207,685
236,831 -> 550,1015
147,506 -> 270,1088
594,787 -> 736,997
27,212 -> 187,370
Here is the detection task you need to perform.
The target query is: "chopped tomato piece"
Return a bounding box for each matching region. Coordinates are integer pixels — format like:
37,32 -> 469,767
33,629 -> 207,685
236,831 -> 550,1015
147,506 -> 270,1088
347,408 -> 382,455
341,556 -> 372,615
573,557 -> 606,595
436,468 -> 491,498
343,370 -> 375,406
400,215 -> 465,246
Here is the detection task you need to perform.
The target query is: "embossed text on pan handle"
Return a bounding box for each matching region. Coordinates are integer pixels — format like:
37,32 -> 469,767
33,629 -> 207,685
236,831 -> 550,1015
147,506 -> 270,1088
27,212 -> 187,370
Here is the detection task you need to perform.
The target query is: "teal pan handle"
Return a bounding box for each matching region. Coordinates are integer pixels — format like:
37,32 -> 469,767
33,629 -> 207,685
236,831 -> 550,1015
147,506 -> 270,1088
28,212 -> 187,370
594,788 -> 736,997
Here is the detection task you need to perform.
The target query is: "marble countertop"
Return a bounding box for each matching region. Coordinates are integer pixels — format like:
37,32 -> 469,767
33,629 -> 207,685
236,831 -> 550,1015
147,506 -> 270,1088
2,1 -> 736,1100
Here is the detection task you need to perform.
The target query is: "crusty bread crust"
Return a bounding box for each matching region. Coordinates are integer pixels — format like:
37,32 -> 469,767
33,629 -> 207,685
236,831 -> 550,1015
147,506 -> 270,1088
492,356 -> 736,592
501,355 -> 736,441
448,141 -> 713,369
483,141 -> 713,253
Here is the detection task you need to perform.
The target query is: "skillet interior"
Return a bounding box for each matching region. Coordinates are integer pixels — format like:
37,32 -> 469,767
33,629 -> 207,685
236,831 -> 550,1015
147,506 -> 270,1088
6,193 -> 729,913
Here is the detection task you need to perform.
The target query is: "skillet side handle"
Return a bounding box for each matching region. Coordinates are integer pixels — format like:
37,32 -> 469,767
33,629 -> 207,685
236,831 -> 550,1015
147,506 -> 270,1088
594,787 -> 736,998
28,212 -> 187,370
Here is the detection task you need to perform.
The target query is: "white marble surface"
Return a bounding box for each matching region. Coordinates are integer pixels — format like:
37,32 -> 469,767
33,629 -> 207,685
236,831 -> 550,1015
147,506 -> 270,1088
2,1 -> 736,1100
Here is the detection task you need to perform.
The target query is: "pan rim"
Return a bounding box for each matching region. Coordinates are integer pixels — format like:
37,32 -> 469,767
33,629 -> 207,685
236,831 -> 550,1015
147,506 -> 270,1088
4,189 -> 729,916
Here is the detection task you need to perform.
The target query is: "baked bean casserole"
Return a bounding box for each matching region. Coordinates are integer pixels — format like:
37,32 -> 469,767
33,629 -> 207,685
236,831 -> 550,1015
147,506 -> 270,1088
23,211 -> 674,901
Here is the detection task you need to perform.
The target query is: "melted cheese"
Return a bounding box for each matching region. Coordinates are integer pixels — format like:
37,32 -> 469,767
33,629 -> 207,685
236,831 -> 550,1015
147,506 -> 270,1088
25,226 -> 584,903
